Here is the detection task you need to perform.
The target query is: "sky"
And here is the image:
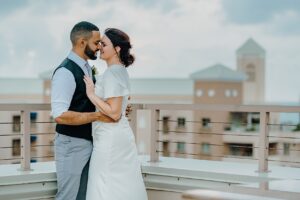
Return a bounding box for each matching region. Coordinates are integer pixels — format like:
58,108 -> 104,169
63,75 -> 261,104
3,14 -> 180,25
0,0 -> 300,103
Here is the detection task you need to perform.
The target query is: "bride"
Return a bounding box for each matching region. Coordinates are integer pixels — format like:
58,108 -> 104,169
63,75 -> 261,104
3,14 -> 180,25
83,28 -> 148,200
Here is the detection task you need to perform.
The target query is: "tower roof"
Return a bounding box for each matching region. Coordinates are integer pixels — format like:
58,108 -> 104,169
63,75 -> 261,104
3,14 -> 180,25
236,38 -> 266,57
190,63 -> 247,82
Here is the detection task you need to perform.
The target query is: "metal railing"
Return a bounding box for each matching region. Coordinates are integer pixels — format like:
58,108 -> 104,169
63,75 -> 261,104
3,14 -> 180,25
0,103 -> 299,173
144,104 -> 300,172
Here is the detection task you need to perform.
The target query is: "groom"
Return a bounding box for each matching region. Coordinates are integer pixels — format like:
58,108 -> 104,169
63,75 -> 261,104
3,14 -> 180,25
51,21 -> 114,200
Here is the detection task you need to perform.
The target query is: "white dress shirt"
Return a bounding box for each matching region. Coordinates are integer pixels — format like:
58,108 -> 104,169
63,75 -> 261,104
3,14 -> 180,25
51,51 -> 92,118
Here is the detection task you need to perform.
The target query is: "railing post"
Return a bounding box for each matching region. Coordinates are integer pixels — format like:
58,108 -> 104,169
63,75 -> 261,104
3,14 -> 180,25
258,111 -> 270,173
150,109 -> 160,162
20,110 -> 31,171
129,104 -> 143,140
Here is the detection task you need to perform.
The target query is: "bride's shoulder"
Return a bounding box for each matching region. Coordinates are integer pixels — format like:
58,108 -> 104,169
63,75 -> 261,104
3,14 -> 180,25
94,74 -> 103,80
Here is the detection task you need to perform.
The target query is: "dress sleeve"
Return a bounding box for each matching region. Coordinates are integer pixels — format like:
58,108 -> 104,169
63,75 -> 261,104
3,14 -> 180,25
103,69 -> 130,99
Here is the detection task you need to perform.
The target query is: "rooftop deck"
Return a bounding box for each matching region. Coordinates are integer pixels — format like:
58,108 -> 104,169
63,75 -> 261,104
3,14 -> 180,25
1,156 -> 300,199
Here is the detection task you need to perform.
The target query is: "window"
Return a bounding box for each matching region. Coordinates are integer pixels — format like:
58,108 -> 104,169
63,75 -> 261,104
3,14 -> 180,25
225,89 -> 238,97
31,135 -> 37,143
162,116 -> 170,134
283,143 -> 290,155
228,143 -> 253,157
202,118 -> 211,128
196,89 -> 203,97
177,142 -> 185,153
202,143 -> 210,154
30,112 -> 38,128
13,115 -> 21,132
246,64 -> 255,82
162,141 -> 169,156
269,143 -> 277,155
30,112 -> 37,121
232,90 -> 238,97
208,89 -> 215,97
12,139 -> 21,156
225,89 -> 231,97
177,117 -> 186,128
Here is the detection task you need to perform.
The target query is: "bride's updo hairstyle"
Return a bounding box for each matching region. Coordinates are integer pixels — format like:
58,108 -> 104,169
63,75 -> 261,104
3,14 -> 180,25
104,28 -> 135,67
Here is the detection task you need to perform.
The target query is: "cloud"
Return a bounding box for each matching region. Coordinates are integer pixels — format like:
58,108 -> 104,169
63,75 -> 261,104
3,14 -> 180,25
132,0 -> 179,13
221,0 -> 300,24
0,0 -> 299,102
0,0 -> 29,17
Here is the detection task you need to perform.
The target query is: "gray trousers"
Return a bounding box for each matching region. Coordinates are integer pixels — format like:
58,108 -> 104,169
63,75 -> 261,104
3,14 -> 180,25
54,133 -> 93,200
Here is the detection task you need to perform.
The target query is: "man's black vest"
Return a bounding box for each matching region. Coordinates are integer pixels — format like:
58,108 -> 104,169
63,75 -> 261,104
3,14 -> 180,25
53,58 -> 95,141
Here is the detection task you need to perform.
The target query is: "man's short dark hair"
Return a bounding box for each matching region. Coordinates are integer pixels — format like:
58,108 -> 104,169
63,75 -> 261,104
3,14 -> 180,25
70,21 -> 99,45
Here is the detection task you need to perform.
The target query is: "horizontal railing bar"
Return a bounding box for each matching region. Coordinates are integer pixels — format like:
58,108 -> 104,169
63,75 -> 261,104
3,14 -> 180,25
158,130 -> 258,137
31,121 -> 55,124
158,119 -> 246,125
159,120 -> 300,128
0,103 -> 300,113
268,148 -> 300,152
31,155 -> 54,159
0,121 -> 55,124
0,134 -> 22,136
144,103 -> 300,113
31,144 -> 54,147
0,103 -> 51,111
157,140 -> 259,149
0,103 -> 299,113
0,122 -> 17,124
0,157 -> 22,161
156,150 -> 257,160
0,133 -> 55,136
267,159 -> 300,164
268,135 -> 300,139
268,123 -> 299,127
0,146 -> 14,149
31,132 -> 55,135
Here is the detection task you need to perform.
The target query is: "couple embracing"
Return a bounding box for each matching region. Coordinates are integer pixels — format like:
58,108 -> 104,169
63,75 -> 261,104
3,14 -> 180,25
51,21 -> 147,200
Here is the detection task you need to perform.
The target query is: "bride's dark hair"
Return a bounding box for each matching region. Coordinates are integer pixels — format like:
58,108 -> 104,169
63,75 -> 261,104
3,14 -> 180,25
104,28 -> 135,67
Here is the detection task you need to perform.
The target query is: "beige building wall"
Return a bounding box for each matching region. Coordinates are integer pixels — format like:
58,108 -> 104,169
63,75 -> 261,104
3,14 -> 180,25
193,81 -> 243,105
192,80 -> 243,160
131,95 -> 193,104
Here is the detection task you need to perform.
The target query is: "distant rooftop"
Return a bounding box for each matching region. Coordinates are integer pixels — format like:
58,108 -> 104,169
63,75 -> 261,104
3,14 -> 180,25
189,63 -> 247,82
0,77 -> 194,96
0,78 -> 43,95
130,78 -> 193,95
236,38 -> 266,57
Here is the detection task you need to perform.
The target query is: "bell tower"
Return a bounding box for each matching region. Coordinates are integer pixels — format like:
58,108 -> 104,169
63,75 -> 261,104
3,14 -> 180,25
236,38 -> 266,104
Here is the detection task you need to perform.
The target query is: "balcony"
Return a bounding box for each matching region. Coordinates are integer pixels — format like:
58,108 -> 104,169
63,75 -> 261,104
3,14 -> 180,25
0,103 -> 300,200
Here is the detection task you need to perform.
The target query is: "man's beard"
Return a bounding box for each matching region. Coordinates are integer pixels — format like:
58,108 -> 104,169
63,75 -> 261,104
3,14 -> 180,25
84,44 -> 97,60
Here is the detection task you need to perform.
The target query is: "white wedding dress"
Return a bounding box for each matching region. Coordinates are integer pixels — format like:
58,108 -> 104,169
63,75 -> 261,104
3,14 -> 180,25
86,64 -> 148,200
